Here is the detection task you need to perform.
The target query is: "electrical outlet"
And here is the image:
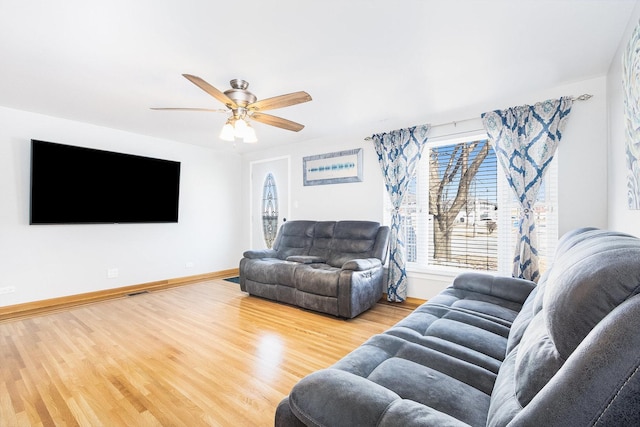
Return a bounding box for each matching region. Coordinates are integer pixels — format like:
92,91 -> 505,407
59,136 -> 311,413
107,268 -> 119,279
186,261 -> 195,268
0,286 -> 16,295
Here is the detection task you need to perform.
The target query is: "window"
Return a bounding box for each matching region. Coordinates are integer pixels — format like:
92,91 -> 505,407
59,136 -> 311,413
383,133 -> 558,276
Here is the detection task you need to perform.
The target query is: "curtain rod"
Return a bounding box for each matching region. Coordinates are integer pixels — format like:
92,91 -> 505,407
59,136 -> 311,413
364,94 -> 593,141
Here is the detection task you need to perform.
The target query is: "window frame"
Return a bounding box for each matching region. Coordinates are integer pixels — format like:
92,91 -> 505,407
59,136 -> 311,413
382,131 -> 558,278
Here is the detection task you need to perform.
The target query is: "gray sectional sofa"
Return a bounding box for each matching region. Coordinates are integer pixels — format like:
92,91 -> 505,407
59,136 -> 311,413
239,220 -> 390,318
276,227 -> 640,426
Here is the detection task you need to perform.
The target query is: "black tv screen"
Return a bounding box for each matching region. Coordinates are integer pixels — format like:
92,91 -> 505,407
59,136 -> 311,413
30,140 -> 181,224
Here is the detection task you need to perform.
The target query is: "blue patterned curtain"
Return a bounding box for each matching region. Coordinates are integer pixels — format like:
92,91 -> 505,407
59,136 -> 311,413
481,97 -> 573,282
372,125 -> 430,301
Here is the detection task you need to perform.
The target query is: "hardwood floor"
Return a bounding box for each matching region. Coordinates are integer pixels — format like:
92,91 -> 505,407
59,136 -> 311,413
0,279 -> 414,426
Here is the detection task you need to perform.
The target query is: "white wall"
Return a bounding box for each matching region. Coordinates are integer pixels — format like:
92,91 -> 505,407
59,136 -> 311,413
241,76 -> 610,299
0,106 -> 243,307
552,77 -> 610,236
240,133 -> 385,247
607,3 -> 640,236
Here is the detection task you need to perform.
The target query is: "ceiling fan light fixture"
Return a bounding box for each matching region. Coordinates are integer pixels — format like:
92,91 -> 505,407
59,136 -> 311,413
234,118 -> 248,138
219,117 -> 258,142
243,124 -> 258,143
219,121 -> 235,141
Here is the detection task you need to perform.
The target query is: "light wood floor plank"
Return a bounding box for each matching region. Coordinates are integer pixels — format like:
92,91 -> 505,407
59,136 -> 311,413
0,279 -> 414,426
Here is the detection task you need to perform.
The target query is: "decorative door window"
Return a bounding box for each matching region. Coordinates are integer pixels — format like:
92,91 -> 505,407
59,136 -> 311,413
261,173 -> 279,248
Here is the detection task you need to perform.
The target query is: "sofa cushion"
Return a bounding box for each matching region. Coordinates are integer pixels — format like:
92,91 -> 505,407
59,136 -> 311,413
543,229 -> 640,358
275,221 -> 315,259
386,302 -> 512,371
327,221 -> 380,267
326,333 -> 494,426
242,258 -> 285,284
513,313 -> 564,406
504,286 -> 539,354
309,221 -> 335,260
241,258 -> 300,288
451,272 -> 536,305
428,287 -> 523,326
368,357 -> 490,426
377,399 -> 474,427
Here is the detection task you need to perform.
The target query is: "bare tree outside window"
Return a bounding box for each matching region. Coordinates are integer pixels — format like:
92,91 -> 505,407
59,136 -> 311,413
427,140 -> 499,270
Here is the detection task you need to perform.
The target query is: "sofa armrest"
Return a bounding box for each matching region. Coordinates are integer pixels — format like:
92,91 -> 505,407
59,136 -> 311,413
286,255 -> 326,264
342,258 -> 382,271
242,249 -> 277,259
287,369 -> 470,427
288,369 -> 401,427
338,261 -> 384,318
452,272 -> 535,304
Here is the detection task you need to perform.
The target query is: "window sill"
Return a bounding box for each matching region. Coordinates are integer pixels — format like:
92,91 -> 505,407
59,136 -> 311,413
406,264 -> 501,279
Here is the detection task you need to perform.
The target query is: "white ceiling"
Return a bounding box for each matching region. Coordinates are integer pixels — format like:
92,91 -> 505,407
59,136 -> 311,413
0,0 -> 636,153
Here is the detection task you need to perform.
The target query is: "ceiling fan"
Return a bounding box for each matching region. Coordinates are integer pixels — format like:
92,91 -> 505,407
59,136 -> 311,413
152,74 -> 312,143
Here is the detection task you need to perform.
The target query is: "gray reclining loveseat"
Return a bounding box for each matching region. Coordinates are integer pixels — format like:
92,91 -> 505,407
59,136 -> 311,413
239,220 -> 390,318
276,227 -> 640,426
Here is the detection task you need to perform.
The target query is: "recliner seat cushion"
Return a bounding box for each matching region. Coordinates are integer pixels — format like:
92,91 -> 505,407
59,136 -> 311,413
242,259 -> 299,288
242,258 -> 283,284
368,357 -> 490,425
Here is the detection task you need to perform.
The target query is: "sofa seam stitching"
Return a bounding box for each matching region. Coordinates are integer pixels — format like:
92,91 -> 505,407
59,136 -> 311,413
593,360 -> 640,426
289,396 -> 323,427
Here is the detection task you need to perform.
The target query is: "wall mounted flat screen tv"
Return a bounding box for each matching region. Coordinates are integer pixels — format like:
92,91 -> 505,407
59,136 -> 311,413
30,140 -> 181,224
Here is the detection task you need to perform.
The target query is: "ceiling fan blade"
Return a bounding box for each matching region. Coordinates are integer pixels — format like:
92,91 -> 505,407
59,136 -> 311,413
151,107 -> 228,112
251,112 -> 305,132
248,91 -> 312,112
182,74 -> 237,108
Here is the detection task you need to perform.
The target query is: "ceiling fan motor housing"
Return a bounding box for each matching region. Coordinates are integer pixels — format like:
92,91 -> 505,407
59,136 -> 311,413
224,79 -> 257,107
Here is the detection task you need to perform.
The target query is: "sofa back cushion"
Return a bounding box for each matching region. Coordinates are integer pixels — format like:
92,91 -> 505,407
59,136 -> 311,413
488,228 -> 640,425
274,221 -> 316,259
327,221 -> 382,268
543,229 -> 640,357
272,220 -> 389,267
309,221 -> 336,260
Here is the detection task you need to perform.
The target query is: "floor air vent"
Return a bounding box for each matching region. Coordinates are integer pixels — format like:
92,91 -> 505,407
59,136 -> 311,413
127,290 -> 149,297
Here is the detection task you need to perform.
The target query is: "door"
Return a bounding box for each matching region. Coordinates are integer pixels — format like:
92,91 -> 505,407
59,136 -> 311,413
250,156 -> 290,250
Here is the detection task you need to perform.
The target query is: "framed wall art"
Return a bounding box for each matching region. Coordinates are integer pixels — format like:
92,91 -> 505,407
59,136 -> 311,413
303,148 -> 363,186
